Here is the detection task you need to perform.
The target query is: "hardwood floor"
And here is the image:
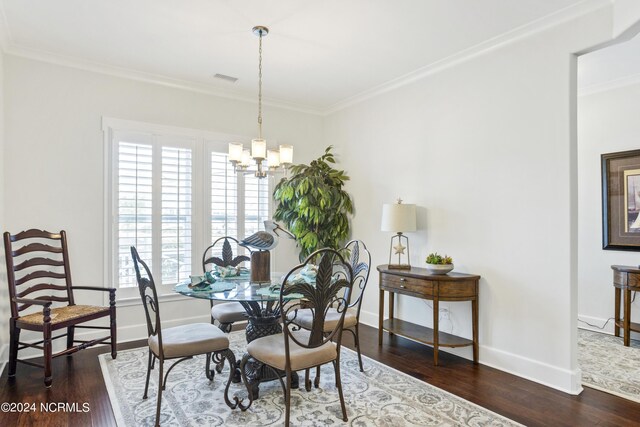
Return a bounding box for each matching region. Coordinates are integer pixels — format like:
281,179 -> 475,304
1,324 -> 639,426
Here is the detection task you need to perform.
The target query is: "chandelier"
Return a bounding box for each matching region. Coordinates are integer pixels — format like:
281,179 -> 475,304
228,26 -> 293,179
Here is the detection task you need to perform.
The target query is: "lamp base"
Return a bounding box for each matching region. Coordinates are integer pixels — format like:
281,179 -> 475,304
387,264 -> 411,270
388,233 -> 411,269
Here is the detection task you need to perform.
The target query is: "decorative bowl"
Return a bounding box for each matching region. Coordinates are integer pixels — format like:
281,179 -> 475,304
425,263 -> 453,275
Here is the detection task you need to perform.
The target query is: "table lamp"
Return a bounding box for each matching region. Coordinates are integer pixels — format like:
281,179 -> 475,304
381,199 -> 416,269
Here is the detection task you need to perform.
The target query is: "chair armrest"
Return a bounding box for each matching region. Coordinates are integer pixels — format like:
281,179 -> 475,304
70,286 -> 116,293
12,297 -> 53,307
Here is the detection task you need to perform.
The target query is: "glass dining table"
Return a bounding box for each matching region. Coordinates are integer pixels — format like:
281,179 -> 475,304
174,274 -> 301,398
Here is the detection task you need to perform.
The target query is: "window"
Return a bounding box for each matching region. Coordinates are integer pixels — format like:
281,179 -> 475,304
104,119 -> 272,300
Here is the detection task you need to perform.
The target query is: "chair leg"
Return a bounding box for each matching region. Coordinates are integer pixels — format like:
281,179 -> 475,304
313,365 -> 321,388
354,324 -> 364,372
43,322 -> 53,388
143,350 -> 153,399
205,353 -> 214,381
218,322 -> 232,333
285,369 -> 292,427
155,358 -> 164,427
333,360 -> 347,422
110,303 -> 118,359
66,326 -> 75,355
8,318 -> 19,377
304,369 -> 311,391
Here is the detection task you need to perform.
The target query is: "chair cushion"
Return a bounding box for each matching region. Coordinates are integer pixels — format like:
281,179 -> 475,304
211,302 -> 247,324
247,330 -> 337,371
149,323 -> 229,358
289,307 -> 358,332
18,305 -> 110,325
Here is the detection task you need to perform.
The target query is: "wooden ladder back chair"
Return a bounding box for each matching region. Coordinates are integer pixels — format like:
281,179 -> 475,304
203,236 -> 250,332
3,229 -> 116,387
131,246 -> 237,427
235,248 -> 354,426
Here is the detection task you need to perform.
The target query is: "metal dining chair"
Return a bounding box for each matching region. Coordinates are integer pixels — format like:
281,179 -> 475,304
131,246 -> 237,427
231,248 -> 354,426
290,240 -> 371,386
202,236 -> 250,333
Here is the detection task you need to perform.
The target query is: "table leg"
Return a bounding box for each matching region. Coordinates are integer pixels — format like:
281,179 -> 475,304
624,289 -> 631,347
389,292 -> 395,337
378,289 -> 384,346
472,298 -> 478,364
433,298 -> 439,366
236,303 -> 299,399
614,287 -> 621,337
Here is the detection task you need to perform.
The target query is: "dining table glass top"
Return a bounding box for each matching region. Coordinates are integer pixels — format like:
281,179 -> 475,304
174,275 -> 304,302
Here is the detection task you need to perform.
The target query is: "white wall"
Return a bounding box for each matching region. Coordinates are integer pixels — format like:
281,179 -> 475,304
578,82 -> 640,337
0,49 -> 7,370
323,9 -> 614,394
3,55 -> 323,357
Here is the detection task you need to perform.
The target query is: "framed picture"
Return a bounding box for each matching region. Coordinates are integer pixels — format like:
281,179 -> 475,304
602,149 -> 640,251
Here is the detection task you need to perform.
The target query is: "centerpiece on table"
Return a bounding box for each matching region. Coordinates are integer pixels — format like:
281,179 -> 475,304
425,252 -> 454,275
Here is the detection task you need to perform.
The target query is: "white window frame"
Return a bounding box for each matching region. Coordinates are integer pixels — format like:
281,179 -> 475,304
103,117 -> 275,304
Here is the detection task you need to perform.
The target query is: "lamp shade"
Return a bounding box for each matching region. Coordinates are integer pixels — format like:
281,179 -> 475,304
228,142 -> 243,162
279,144 -> 293,164
381,203 -> 416,232
251,138 -> 267,159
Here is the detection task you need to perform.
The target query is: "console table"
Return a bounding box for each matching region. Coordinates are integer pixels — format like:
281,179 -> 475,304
612,265 -> 640,346
377,265 -> 480,365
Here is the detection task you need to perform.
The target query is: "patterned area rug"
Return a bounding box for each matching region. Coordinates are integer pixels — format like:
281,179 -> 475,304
578,329 -> 640,402
99,331 -> 520,426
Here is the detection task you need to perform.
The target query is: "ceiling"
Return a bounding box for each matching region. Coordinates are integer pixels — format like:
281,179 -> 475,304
2,0 -> 600,113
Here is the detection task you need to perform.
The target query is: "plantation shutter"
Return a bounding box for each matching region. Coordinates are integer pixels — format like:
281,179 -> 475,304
161,147 -> 193,284
244,174 -> 270,238
211,152 -> 238,241
116,141 -> 153,288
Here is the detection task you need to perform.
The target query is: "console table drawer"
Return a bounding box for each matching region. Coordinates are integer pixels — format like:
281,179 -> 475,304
438,281 -> 477,298
380,273 -> 433,295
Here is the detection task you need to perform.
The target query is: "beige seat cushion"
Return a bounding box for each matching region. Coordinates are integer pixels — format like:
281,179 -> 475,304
18,304 -> 109,325
211,302 -> 247,324
149,323 -> 229,358
289,307 -> 358,332
247,330 -> 337,371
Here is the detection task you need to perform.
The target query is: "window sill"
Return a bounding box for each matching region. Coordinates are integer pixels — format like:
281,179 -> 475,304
115,292 -> 199,307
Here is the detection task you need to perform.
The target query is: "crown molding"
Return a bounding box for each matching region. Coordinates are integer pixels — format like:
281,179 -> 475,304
2,42 -> 325,116
323,0 -> 609,115
0,0 -> 610,116
579,71 -> 640,96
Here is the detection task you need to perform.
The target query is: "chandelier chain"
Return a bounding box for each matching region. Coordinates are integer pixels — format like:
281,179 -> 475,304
258,30 -> 263,139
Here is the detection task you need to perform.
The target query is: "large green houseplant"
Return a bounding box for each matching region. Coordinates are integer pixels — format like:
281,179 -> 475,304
273,146 -> 353,260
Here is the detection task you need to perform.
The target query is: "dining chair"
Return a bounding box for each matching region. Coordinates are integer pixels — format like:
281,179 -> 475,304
3,229 -> 117,387
131,246 -> 237,427
291,240 -> 371,386
232,248 -> 354,426
202,236 -> 250,333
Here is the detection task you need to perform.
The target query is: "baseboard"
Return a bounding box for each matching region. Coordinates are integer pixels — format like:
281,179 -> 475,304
1,314 -> 212,362
480,344 -> 582,395
577,314 -> 616,334
361,308 -> 583,395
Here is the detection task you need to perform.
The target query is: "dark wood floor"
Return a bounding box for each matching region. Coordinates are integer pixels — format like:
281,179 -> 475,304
1,324 -> 639,426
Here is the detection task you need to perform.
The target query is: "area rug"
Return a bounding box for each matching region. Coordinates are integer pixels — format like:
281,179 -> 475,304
99,331 -> 521,426
578,328 -> 640,403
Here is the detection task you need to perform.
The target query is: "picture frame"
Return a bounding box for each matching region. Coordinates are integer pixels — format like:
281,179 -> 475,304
602,149 -> 640,251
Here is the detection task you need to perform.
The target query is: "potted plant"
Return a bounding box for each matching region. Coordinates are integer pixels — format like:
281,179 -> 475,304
425,252 -> 454,275
273,146 -> 353,261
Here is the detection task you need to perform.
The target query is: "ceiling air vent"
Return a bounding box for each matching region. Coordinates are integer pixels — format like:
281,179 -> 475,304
213,73 -> 238,83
